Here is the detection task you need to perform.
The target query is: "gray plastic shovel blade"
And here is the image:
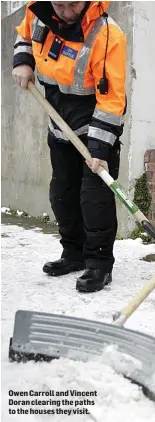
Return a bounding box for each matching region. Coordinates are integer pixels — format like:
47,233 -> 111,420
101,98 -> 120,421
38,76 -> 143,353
9,310 -> 155,401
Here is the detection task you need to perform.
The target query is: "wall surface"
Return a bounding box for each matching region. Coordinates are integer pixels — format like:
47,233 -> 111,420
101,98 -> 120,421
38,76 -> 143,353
108,1 -> 133,236
1,2 -> 8,19
2,2 -> 154,236
128,1 -> 155,230
1,7 -> 52,218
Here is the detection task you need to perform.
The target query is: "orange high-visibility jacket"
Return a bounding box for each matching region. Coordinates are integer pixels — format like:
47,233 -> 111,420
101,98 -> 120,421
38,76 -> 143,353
13,1 -> 126,160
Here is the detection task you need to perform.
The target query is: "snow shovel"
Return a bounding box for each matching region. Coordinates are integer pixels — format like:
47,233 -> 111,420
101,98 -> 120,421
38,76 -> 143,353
27,81 -> 155,239
9,276 -> 155,401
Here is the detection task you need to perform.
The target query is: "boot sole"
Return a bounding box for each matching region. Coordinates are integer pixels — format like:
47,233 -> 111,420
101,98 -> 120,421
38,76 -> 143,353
44,263 -> 85,277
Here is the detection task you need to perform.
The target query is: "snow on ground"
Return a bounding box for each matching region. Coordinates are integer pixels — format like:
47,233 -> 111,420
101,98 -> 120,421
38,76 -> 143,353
1,223 -> 155,421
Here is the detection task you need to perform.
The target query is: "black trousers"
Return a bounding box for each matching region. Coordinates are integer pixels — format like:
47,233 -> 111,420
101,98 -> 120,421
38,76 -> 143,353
48,134 -> 120,273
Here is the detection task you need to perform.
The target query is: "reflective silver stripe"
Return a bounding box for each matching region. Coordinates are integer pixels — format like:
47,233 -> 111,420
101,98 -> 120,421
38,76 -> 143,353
32,17 -> 46,34
14,34 -> 33,55
14,45 -> 33,54
107,16 -> 122,31
48,119 -> 89,141
58,84 -> 94,95
93,108 -> 124,126
32,17 -> 46,27
37,71 -> 58,86
15,34 -> 32,45
72,16 -> 106,94
37,71 -> 95,94
88,127 -> 116,145
72,15 -> 121,94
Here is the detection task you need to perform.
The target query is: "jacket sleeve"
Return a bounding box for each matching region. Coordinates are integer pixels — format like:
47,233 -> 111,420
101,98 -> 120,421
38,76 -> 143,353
88,26 -> 126,161
13,2 -> 35,70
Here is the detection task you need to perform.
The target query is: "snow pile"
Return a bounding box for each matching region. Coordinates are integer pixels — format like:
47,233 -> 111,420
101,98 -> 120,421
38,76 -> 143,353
1,207 -> 24,216
2,357 -> 155,422
1,206 -> 11,214
2,358 -> 155,422
1,224 -> 155,421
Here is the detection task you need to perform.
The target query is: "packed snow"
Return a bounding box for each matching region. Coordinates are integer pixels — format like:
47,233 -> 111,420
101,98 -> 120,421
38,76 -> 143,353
1,222 -> 155,421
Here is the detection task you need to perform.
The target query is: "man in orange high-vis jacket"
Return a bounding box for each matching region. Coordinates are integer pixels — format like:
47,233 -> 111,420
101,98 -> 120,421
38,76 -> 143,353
12,1 -> 126,293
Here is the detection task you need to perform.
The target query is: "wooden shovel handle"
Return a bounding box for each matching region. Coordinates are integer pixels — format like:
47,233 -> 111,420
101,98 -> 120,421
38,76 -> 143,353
27,81 -> 155,240
28,81 -> 93,162
113,275 -> 155,326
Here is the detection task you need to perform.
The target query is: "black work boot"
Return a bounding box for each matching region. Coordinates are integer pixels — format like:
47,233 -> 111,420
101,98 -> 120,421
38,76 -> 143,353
76,269 -> 112,293
43,258 -> 85,277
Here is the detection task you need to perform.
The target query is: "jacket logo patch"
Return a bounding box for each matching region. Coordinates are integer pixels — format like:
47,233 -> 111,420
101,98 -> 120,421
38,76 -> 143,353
61,46 -> 78,60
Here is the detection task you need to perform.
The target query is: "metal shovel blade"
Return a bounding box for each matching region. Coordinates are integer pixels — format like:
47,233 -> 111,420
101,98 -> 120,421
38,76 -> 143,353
9,310 -> 155,401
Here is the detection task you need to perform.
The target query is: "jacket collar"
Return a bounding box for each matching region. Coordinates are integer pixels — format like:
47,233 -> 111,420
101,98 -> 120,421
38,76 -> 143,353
28,1 -> 91,42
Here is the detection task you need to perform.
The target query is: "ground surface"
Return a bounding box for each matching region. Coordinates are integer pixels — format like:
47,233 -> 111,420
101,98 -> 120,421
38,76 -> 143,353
1,218 -> 155,421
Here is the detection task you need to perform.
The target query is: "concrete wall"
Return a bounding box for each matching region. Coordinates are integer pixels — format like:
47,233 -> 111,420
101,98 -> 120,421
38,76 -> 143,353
1,1 -> 27,18
1,1 -> 12,18
128,1 -> 155,229
2,2 -> 153,236
1,1 -> 7,19
1,2 -> 8,19
108,1 -> 134,236
1,7 -> 52,218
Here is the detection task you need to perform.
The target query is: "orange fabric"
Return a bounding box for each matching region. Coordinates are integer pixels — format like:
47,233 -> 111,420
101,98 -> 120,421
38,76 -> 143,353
90,26 -> 126,115
15,2 -> 35,41
15,1 -> 126,116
